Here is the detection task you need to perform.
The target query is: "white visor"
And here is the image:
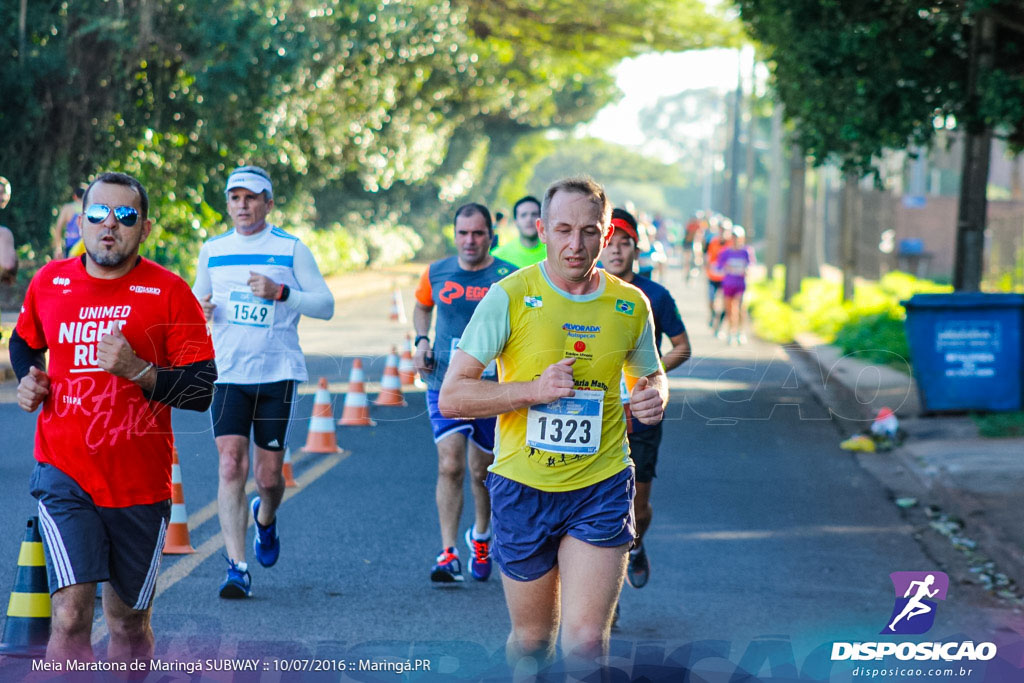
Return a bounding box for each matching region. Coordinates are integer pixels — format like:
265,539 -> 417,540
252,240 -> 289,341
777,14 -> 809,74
225,171 -> 272,198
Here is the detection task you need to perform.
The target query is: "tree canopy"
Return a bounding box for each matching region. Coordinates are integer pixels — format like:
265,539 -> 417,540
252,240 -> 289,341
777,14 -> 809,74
1,0 -> 739,277
736,0 -> 1024,173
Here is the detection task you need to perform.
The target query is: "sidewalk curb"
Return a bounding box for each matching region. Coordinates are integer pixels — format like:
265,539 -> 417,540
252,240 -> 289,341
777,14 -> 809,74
785,336 -> 1024,586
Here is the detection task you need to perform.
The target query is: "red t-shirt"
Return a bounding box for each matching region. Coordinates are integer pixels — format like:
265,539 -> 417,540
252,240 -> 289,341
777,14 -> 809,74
16,257 -> 215,507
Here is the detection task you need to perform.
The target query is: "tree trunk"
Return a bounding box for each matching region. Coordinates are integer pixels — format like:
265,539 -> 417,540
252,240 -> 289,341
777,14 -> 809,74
953,12 -> 996,292
840,171 -> 860,302
765,103 -> 784,269
1011,153 -> 1022,201
784,144 -> 806,300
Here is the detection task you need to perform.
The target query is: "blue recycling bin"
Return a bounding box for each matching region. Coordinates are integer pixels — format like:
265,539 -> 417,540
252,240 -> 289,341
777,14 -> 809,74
902,293 -> 1024,412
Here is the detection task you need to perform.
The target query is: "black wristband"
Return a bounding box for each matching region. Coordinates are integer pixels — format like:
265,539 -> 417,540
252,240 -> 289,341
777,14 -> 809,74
414,335 -> 430,347
279,284 -> 290,301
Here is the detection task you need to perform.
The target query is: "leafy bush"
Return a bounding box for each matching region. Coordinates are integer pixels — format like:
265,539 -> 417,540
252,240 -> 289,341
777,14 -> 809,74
292,220 -> 423,277
747,268 -> 951,368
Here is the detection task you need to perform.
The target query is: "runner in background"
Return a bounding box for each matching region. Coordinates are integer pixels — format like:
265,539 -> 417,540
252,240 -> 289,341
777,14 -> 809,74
704,217 -> 733,337
600,207 -> 691,593
716,225 -> 755,345
0,176 -> 16,285
682,211 -> 705,282
10,171 -> 216,663
491,195 -> 544,268
52,185 -> 85,258
193,165 -> 334,599
414,202 -> 516,583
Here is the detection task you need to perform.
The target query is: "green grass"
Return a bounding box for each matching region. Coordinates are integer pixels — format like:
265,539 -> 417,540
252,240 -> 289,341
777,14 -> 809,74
973,411 -> 1024,438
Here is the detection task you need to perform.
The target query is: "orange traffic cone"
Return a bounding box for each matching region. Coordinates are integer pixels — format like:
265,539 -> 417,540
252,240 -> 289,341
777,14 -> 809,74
375,348 -> 407,407
282,447 -> 298,488
0,517 -> 50,657
303,378 -> 344,453
163,446 -> 195,554
338,359 -> 376,426
399,335 -> 417,388
389,286 -> 408,324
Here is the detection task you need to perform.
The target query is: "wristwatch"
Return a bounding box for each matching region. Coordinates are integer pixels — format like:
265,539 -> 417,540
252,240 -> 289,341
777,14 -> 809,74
414,335 -> 430,347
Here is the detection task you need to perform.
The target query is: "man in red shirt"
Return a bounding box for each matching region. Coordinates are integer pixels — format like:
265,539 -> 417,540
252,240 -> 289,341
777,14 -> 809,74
10,172 -> 216,664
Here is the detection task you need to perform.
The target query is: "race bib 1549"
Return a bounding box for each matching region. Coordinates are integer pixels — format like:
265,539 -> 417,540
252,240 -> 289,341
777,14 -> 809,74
227,290 -> 275,328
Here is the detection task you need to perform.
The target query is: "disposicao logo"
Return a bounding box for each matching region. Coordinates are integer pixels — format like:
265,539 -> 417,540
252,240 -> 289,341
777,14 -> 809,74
883,571 -> 948,635
831,571 -> 997,663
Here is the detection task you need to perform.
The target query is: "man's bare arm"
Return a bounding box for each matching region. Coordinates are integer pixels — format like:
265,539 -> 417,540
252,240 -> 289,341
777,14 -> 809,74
438,350 -> 574,419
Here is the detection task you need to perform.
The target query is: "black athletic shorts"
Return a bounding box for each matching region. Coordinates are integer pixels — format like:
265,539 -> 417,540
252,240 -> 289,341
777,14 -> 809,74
30,463 -> 170,610
627,422 -> 663,483
210,380 -> 296,451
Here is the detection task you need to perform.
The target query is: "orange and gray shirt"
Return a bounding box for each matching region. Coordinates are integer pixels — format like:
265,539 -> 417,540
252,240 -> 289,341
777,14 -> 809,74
415,255 -> 516,391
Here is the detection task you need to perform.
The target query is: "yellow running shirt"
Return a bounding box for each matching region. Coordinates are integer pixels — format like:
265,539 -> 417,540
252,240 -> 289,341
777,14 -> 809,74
459,263 -> 661,492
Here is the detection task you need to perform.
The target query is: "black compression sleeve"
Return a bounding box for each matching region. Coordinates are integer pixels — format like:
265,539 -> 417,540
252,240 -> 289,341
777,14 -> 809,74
147,359 -> 218,412
9,329 -> 46,381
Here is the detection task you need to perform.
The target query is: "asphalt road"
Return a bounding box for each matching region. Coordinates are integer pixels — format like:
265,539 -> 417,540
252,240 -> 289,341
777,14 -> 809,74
0,264 -> 1021,681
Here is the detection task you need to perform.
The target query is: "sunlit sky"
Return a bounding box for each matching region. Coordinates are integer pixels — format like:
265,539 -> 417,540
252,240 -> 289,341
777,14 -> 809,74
581,48 -> 743,147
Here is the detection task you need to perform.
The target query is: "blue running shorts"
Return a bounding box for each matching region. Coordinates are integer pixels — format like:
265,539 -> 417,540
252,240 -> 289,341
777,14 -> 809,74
486,466 -> 636,582
30,463 -> 170,610
426,389 -> 495,452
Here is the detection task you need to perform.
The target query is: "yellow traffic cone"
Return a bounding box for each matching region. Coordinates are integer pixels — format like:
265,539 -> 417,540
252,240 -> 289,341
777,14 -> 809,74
0,517 -> 51,658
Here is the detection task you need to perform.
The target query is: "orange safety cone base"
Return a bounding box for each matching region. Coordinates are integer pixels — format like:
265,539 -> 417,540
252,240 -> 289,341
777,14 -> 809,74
163,449 -> 196,555
338,415 -> 377,427
162,528 -> 196,555
283,463 -> 298,488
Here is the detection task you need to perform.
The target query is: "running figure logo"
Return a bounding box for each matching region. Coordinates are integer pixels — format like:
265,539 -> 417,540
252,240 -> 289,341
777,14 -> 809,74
882,571 -> 949,635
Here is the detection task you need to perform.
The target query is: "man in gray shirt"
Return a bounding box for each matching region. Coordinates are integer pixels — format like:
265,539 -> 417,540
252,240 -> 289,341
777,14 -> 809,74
413,203 -> 515,583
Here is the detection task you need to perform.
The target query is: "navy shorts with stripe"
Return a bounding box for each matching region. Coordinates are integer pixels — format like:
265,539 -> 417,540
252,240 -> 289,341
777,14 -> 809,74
426,389 -> 495,452
486,466 -> 636,582
210,380 -> 296,450
30,463 -> 170,610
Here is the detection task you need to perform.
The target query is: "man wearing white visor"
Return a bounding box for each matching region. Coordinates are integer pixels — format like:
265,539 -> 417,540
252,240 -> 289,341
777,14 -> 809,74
193,165 -> 334,598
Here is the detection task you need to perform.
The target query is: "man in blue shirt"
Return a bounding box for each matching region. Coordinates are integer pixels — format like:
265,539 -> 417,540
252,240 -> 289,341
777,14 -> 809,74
600,207 -> 691,590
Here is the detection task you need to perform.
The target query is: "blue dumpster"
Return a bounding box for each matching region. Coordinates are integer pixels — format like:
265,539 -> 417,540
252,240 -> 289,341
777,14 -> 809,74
902,293 -> 1024,412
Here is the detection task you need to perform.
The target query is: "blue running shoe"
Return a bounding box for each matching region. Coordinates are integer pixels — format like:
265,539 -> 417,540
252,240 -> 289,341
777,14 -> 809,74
219,557 -> 251,598
430,547 -> 464,583
251,497 -> 280,568
464,527 -> 492,581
